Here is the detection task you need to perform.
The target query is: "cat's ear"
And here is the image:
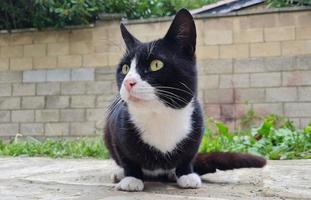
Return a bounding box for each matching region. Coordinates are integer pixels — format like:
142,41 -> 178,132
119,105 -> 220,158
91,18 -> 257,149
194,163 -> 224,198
164,9 -> 196,56
120,23 -> 140,50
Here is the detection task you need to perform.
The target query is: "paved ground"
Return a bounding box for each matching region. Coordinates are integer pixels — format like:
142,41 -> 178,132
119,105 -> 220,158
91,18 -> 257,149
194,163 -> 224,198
0,157 -> 310,200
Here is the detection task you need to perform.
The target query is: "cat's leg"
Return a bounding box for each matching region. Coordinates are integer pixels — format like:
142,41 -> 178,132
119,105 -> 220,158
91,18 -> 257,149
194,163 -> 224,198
116,161 -> 144,191
176,162 -> 201,189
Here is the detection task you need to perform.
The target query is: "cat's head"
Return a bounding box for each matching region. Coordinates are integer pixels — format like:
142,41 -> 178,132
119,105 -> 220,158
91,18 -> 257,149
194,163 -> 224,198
117,9 -> 197,109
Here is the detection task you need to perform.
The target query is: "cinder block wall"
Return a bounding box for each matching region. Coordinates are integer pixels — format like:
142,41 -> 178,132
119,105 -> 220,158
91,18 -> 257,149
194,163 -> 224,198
0,8 -> 310,138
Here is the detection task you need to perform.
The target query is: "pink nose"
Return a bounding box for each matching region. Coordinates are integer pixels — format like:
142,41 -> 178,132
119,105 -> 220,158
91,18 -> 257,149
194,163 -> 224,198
124,79 -> 137,91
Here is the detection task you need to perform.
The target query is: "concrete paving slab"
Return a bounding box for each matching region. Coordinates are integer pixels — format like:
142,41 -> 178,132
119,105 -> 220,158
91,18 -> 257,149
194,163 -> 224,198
0,157 -> 310,200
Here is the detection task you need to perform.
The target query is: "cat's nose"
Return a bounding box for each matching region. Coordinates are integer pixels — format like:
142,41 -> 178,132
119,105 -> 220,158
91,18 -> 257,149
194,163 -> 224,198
124,79 -> 137,91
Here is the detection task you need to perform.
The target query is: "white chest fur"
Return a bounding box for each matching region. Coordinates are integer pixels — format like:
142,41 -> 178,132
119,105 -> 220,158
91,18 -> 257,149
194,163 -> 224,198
128,100 -> 194,153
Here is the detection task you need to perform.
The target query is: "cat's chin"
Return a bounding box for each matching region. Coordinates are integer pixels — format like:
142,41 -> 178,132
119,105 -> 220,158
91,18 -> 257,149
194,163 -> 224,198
128,95 -> 142,102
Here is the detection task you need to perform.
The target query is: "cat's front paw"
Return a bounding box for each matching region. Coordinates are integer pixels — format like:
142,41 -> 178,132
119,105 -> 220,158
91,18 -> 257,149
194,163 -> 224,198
116,177 -> 144,191
177,173 -> 201,189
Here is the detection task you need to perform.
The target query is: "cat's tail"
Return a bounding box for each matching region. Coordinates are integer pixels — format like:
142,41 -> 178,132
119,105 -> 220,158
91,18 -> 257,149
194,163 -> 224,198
193,152 -> 266,175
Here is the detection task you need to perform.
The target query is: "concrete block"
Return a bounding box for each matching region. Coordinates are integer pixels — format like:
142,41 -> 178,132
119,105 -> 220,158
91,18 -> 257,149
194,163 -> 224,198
298,87 -> 311,101
10,33 -> 33,45
61,82 -> 85,95
0,97 -> 20,110
95,67 -> 116,81
264,56 -> 296,72
0,123 -> 19,136
198,75 -> 219,89
202,59 -> 233,74
266,87 -> 297,102
219,44 -> 249,59
47,43 -> 69,56
70,122 -> 95,136
22,97 -> 45,109
46,96 -> 70,108
233,29 -> 263,43
24,44 -> 46,57
96,95 -> 115,108
86,108 -> 106,122
71,95 -> 95,108
10,57 -> 33,71
235,88 -> 265,103
196,46 -> 219,60
285,103 -> 311,117
0,84 -> 11,97
250,73 -> 281,87
1,46 -> 23,57
0,111 -> 10,122
0,72 -> 22,83
60,109 -> 85,122
70,41 -> 94,54
204,104 -> 221,119
45,123 -> 69,136
23,70 -> 47,83
220,74 -> 249,88
37,82 -> 60,95
83,54 -> 109,67
20,123 -> 44,136
71,68 -> 95,81
46,69 -> 70,82
250,42 -> 281,57
86,81 -> 112,94
297,56 -> 311,70
12,110 -> 34,122
283,71 -> 311,86
253,103 -> 283,116
234,58 -> 265,73
204,89 -> 234,103
33,57 -> 57,69
58,55 -> 82,68
0,58 -> 9,71
264,27 -> 295,41
296,27 -> 311,40
13,84 -> 35,96
205,30 -> 232,45
35,110 -> 59,122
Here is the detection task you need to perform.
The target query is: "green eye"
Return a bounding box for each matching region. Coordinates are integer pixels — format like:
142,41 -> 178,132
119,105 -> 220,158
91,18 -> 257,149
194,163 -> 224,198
122,64 -> 130,75
150,59 -> 164,72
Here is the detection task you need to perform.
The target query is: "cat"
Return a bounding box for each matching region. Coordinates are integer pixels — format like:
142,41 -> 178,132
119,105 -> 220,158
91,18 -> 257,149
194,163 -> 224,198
104,8 -> 266,192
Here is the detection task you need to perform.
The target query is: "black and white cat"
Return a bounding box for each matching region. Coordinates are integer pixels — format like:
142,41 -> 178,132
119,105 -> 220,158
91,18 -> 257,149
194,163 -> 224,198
104,9 -> 266,192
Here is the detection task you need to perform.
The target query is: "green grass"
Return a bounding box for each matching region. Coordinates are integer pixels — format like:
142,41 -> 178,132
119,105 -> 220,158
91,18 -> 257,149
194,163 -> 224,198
0,136 -> 109,159
0,113 -> 310,160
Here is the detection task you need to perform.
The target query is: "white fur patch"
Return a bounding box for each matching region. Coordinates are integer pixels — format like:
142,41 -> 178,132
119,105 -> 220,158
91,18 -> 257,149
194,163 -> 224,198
116,177 -> 144,191
120,57 -> 194,153
177,173 -> 202,189
128,100 -> 194,153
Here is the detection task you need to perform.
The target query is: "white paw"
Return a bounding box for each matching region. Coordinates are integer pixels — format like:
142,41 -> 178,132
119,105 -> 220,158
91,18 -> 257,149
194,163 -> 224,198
116,177 -> 144,191
177,173 -> 202,189
110,169 -> 124,183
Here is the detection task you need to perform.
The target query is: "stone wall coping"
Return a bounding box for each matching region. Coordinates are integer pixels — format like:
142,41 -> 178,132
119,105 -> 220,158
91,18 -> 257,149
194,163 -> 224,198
123,7 -> 311,25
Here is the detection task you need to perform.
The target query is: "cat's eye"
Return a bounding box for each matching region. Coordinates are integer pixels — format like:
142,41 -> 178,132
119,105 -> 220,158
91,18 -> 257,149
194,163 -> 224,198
150,60 -> 164,72
121,64 -> 130,75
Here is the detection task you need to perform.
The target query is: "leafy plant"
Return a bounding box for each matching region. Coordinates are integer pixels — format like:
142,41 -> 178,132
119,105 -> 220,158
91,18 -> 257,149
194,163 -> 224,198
267,0 -> 311,7
200,115 -> 311,160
